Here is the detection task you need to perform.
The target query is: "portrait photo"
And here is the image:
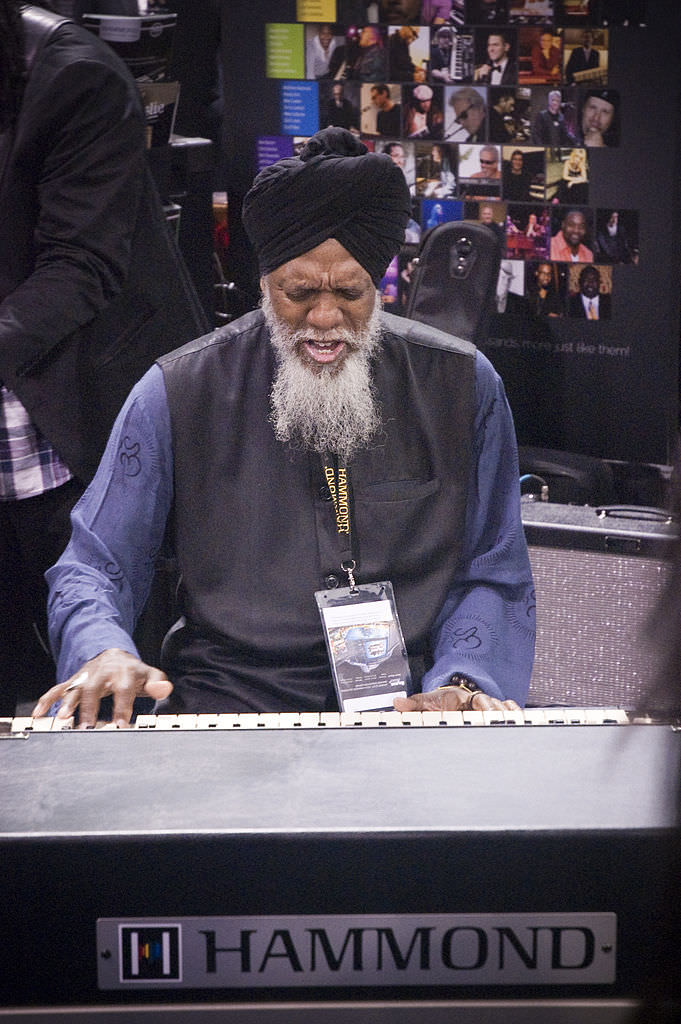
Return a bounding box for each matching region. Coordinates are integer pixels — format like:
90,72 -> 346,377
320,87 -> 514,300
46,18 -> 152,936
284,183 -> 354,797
414,141 -> 458,197
319,80 -> 361,133
342,25 -> 389,83
529,86 -> 579,149
501,145 -> 545,202
465,199 -> 508,246
473,28 -> 518,86
505,203 -> 551,260
420,197 -> 464,230
465,0 -> 509,25
524,259 -> 567,317
544,146 -> 589,204
421,0 -> 456,23
403,82 -> 444,138
594,209 -> 639,264
444,84 -> 487,143
387,24 -> 430,83
458,141 -> 501,179
549,205 -> 594,262
561,27 -> 609,86
379,0 -> 423,24
304,23 -> 345,80
567,263 -> 612,319
374,139 -> 418,196
508,0 -> 555,23
517,26 -> 562,85
576,87 -> 620,147
360,82 -> 402,136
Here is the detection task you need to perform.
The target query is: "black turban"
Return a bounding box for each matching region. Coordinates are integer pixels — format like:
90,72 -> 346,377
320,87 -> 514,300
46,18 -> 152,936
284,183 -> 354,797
242,128 -> 411,286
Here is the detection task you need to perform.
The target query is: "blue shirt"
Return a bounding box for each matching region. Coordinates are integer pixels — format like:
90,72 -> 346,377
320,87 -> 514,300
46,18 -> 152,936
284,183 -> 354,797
46,353 -> 535,705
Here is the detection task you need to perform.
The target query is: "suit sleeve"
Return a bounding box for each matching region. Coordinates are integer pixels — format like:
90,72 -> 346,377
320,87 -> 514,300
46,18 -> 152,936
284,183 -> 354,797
0,31 -> 146,382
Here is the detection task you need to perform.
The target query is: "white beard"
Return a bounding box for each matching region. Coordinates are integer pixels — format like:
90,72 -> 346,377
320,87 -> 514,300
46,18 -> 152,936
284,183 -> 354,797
262,286 -> 384,461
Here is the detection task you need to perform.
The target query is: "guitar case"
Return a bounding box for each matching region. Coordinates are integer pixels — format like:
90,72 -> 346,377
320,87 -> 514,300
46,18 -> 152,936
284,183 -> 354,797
405,219 -> 503,344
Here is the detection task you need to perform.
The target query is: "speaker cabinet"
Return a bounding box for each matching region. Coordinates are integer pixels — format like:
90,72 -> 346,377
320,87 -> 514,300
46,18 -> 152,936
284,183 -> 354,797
521,501 -> 676,711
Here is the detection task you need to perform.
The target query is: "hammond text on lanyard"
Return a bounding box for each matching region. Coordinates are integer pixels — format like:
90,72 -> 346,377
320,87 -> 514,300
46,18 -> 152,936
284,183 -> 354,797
315,455 -> 412,712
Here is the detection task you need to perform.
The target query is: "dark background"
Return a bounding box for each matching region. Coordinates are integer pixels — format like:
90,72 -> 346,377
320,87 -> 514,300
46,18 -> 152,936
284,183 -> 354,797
219,2 -> 681,468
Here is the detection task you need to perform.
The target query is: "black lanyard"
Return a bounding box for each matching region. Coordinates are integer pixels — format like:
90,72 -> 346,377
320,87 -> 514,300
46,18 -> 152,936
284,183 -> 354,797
322,454 -> 358,590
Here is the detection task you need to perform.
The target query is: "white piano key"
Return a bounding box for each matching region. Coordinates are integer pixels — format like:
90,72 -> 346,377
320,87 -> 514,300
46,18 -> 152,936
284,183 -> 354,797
134,714 -> 159,729
482,709 -> 507,726
318,712 -> 342,728
421,710 -> 464,727
396,711 -> 423,727
257,714 -> 282,729
276,713 -> 302,729
522,707 -> 549,725
11,716 -> 35,732
298,713 -> 323,729
461,709 -> 485,726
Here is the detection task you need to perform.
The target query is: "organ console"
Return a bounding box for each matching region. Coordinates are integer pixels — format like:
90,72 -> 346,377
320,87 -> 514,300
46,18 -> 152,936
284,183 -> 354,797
1,711 -> 679,1020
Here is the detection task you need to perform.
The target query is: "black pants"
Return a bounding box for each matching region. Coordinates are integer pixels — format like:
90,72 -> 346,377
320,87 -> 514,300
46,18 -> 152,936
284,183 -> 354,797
0,478 -> 84,716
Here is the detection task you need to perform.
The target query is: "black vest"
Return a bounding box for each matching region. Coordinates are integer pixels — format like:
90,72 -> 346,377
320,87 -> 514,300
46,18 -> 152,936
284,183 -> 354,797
158,310 -> 476,712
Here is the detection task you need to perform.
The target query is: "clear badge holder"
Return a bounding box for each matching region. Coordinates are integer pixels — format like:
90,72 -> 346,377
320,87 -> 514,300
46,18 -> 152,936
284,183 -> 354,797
315,580 -> 412,712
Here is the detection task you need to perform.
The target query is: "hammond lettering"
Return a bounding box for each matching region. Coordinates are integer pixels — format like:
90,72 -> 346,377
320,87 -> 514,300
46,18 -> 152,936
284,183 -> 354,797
198,922 -> 600,979
97,913 -> 616,990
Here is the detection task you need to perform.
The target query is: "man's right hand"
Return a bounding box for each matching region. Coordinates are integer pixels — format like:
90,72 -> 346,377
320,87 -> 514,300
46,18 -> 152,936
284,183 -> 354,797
31,649 -> 173,729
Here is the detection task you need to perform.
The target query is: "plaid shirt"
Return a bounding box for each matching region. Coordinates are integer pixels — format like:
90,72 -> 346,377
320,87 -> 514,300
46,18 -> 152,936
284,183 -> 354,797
0,385 -> 72,500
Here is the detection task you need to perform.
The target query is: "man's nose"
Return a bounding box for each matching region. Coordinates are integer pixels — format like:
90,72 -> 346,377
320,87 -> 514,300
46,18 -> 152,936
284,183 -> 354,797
307,294 -> 344,330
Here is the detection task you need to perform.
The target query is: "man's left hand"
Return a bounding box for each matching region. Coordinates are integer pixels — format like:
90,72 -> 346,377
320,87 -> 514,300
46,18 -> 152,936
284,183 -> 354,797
394,686 -> 520,713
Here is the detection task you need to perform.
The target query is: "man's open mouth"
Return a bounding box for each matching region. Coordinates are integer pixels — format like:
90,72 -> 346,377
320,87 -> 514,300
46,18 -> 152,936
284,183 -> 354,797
303,339 -> 346,363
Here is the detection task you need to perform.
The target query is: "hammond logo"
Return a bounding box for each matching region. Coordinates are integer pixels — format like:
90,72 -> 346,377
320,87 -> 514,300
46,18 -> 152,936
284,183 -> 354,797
97,913 -> 616,991
119,924 -> 182,983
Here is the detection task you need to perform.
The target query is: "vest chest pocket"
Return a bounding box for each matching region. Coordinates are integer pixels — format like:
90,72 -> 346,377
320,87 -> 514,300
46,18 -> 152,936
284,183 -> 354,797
354,477 -> 440,504
352,477 -> 446,578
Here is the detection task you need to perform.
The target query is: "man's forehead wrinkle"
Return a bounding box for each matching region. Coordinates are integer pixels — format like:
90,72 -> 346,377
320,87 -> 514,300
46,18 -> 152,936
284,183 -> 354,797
278,266 -> 368,291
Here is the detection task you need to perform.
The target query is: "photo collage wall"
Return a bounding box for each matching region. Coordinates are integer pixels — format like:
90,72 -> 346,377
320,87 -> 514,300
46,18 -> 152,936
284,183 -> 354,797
261,0 -> 646,322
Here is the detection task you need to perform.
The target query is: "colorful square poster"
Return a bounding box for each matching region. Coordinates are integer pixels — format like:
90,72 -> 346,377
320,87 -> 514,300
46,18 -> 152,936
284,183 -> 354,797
296,0 -> 336,20
266,23 -> 304,79
281,81 -> 319,136
256,136 -> 295,172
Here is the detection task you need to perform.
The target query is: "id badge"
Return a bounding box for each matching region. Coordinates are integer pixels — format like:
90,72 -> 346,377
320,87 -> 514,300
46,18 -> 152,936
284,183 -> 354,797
315,581 -> 412,712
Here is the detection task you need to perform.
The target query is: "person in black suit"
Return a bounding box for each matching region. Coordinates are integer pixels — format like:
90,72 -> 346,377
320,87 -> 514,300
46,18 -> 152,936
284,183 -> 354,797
568,265 -> 611,319
0,1 -> 206,714
488,88 -> 517,143
525,261 -> 564,318
564,30 -> 600,85
323,82 -> 360,131
502,149 -> 533,202
474,31 -> 517,85
531,90 -> 577,148
595,210 -> 637,265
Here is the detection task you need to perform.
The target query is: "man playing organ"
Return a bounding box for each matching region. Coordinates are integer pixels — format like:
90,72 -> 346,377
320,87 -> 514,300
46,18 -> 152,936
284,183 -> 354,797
34,128 -> 535,728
